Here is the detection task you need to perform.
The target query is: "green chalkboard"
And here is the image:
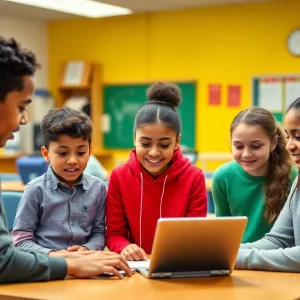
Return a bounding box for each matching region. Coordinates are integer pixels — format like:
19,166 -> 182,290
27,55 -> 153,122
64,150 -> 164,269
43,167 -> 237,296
103,82 -> 196,149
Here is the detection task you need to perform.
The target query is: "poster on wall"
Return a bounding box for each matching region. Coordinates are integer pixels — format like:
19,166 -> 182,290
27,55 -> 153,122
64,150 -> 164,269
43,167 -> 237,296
208,84 -> 221,105
63,61 -> 85,86
258,78 -> 282,111
285,78 -> 300,110
227,85 -> 241,107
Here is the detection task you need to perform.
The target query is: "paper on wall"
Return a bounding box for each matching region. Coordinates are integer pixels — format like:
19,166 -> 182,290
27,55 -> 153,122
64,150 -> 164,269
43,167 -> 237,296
259,80 -> 282,111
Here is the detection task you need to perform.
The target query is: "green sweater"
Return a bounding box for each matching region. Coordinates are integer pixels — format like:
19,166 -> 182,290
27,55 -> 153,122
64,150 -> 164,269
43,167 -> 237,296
0,192 -> 67,283
212,161 -> 298,243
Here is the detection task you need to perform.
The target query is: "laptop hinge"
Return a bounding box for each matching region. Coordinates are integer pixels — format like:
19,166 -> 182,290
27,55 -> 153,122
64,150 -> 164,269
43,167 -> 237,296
151,273 -> 172,279
211,270 -> 230,276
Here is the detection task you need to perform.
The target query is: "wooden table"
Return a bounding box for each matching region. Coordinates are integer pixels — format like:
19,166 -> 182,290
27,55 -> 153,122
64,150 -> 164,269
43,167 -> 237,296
0,179 -> 212,192
0,270 -> 299,300
0,153 -> 21,173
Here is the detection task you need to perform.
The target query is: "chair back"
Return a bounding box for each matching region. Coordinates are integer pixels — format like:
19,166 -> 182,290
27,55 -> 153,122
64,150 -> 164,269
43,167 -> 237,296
16,156 -> 49,184
0,173 -> 21,182
1,191 -> 23,230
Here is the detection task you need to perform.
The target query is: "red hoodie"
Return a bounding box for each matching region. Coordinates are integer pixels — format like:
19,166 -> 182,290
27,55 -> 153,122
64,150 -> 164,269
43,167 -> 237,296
105,148 -> 207,254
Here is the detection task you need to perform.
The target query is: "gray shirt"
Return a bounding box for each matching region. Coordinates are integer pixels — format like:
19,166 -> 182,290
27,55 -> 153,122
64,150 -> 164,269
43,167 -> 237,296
12,166 -> 106,253
235,178 -> 300,272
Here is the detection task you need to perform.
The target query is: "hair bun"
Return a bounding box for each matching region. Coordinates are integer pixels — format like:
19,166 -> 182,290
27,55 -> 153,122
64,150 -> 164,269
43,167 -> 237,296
146,82 -> 181,108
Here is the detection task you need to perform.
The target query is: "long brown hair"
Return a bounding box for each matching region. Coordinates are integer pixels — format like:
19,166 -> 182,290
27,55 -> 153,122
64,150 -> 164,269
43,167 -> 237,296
230,107 -> 293,223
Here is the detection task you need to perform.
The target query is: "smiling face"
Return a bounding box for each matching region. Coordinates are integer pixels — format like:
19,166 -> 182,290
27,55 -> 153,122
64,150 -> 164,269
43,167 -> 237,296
134,122 -> 180,178
0,76 -> 34,148
285,108 -> 300,170
41,134 -> 91,187
231,123 -> 278,176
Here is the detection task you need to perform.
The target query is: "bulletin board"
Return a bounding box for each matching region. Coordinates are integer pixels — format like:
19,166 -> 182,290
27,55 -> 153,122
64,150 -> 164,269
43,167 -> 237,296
252,75 -> 300,123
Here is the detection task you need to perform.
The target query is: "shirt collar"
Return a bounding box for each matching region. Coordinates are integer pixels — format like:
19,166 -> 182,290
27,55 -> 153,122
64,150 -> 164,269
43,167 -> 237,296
46,166 -> 89,191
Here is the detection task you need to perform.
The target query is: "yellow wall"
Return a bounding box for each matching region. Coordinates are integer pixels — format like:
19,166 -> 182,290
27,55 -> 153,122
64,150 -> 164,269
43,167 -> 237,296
48,0 -> 300,170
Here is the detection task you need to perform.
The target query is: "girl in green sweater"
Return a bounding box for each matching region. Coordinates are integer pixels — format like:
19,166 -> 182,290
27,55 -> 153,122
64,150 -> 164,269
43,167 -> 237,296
212,107 -> 297,243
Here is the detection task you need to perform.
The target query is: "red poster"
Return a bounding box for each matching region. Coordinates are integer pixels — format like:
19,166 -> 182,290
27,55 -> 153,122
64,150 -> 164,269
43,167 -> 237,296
208,84 -> 221,105
228,85 -> 241,107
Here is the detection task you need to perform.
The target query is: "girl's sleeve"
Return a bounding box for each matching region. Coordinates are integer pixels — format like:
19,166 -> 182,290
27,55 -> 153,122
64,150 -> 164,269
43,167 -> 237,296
212,169 -> 231,216
236,194 -> 300,272
236,247 -> 300,272
186,172 -> 207,217
105,170 -> 131,253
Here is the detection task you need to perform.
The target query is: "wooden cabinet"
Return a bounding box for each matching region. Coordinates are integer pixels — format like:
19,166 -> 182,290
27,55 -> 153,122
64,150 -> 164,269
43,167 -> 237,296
57,62 -> 112,168
0,153 -> 21,173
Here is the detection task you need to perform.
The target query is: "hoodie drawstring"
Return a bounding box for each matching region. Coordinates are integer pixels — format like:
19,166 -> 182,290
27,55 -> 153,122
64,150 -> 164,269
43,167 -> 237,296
139,173 -> 168,248
139,172 -> 144,248
160,175 -> 168,218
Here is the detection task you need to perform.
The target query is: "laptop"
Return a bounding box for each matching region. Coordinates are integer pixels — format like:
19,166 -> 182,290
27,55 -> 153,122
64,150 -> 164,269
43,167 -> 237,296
137,217 -> 247,279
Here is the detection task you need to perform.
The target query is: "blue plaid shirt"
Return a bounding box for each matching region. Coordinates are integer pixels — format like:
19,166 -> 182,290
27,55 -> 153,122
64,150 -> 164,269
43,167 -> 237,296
12,166 -> 106,253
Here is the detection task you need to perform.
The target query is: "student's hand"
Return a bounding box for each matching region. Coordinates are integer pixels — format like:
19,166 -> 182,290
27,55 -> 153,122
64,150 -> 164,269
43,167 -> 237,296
67,245 -> 90,252
48,249 -> 67,256
121,244 -> 147,261
49,250 -> 94,259
66,251 -> 131,279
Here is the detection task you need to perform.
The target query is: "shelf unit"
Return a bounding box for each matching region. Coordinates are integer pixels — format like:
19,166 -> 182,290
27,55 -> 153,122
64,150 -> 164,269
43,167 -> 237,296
57,61 -> 112,168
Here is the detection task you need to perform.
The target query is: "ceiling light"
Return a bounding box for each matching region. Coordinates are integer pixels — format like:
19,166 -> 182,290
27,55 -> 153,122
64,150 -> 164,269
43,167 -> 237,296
5,0 -> 132,18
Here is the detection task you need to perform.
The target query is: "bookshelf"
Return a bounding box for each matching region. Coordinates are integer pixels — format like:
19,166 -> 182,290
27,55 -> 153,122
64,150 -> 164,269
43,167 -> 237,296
57,61 -> 112,168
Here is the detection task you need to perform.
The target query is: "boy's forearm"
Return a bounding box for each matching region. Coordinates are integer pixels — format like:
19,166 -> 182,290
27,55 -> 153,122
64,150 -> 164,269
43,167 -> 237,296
83,234 -> 105,250
83,219 -> 106,250
15,239 -> 54,254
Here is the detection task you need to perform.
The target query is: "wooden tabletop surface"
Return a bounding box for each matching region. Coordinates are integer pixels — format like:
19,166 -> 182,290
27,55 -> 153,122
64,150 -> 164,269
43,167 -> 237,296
0,270 -> 299,300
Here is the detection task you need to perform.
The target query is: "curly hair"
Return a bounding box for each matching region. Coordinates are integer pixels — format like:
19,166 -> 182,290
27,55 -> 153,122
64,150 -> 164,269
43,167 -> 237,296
134,82 -> 181,137
230,107 -> 293,223
40,108 -> 92,149
0,37 -> 40,102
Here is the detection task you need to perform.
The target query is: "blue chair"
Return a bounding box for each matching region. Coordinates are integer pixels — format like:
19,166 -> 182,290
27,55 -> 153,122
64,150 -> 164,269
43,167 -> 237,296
16,156 -> 49,184
1,191 -> 23,230
0,173 -> 21,182
204,172 -> 214,179
204,172 -> 214,213
207,191 -> 215,214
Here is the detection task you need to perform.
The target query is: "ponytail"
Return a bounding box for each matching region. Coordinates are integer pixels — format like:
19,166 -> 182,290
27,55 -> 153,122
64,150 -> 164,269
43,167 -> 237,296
264,125 -> 292,223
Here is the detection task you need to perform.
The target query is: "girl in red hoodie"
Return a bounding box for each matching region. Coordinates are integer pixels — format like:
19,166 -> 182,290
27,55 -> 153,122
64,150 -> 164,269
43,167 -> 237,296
105,82 -> 207,260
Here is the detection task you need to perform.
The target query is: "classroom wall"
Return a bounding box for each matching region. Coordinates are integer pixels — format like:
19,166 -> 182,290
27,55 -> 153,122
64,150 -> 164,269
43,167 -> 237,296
0,15 -> 48,89
0,16 -> 49,157
48,0 -> 300,169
